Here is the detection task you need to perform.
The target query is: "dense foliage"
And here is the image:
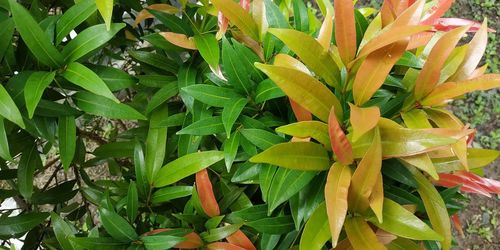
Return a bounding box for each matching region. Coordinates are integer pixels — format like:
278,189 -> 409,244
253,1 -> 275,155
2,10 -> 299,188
0,0 -> 499,249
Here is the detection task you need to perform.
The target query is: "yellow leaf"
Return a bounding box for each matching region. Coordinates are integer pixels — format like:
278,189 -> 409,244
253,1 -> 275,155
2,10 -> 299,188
96,0 -> 113,31
369,173 -> 384,223
133,4 -> 178,27
273,54 -> 311,74
334,0 -> 357,64
159,32 -> 197,50
344,217 -> 386,250
451,19 -> 488,81
211,0 -> 260,41
439,45 -> 469,84
317,10 -> 333,52
349,104 -> 380,142
401,109 -> 432,129
252,0 -> 268,40
400,154 -> 439,180
325,163 -> 352,248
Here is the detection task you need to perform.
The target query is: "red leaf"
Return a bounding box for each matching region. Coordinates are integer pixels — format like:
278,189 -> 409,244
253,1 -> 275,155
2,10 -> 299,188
217,12 -> 229,38
239,0 -> 250,11
328,107 -> 353,165
456,171 -> 500,194
196,169 -> 220,217
207,242 -> 246,250
421,0 -> 454,25
226,230 -> 256,250
432,18 -> 496,33
451,214 -> 464,238
436,173 -> 491,197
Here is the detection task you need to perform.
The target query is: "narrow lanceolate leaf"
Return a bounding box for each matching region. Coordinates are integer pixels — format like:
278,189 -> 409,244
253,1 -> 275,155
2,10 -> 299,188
240,129 -> 285,150
421,0 -> 454,25
18,146 -> 42,200
344,217 -> 386,250
142,235 -> 186,250
194,34 -> 219,70
151,186 -> 193,205
421,74 -> 500,106
0,85 -> 25,129
451,19 -> 488,81
63,62 -> 119,102
211,0 -> 260,40
8,0 -> 64,67
0,119 -> 11,160
55,0 -> 97,45
0,213 -> 49,236
266,168 -> 316,214
369,173 -> 384,223
71,237 -> 128,249
349,128 -> 382,213
62,23 -> 125,62
96,0 -> 113,30
0,19 -> 14,60
146,106 -> 168,183
299,202 -> 331,250
51,213 -> 75,250
226,230 -> 256,250
127,181 -> 138,222
222,98 -> 248,136
250,142 -> 330,171
24,71 -> 55,118
75,92 -> 146,120
410,167 -> 452,250
59,115 -> 76,171
134,4 -> 178,27
224,132 -> 240,172
276,121 -> 330,147
177,116 -> 225,136
414,26 -> 469,100
367,198 -> 443,241
196,169 -> 220,217
317,10 -> 333,51
160,32 -> 197,50
325,163 -> 351,248
349,104 -> 380,142
290,99 -> 312,122
255,64 -> 342,121
334,0 -> 356,64
328,107 -> 353,165
99,208 -> 138,242
154,151 -> 224,187
252,0 -> 267,40
134,142 -> 148,197
400,154 -> 439,180
182,85 -> 242,107
353,41 -> 408,105
267,28 -> 341,88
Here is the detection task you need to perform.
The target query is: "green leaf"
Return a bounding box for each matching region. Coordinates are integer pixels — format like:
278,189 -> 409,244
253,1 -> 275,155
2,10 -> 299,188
99,208 -> 138,242
134,141 -> 148,198
245,216 -> 294,234
0,18 -> 15,62
299,202 -> 330,250
276,121 -> 330,147
142,235 -> 186,250
0,212 -> 49,236
0,84 -> 25,129
63,62 -> 118,102
224,131 -> 241,172
387,238 -> 422,250
211,0 -> 260,40
177,116 -> 225,135
154,151 -> 224,187
147,9 -> 193,35
145,105 -> 168,182
31,181 -> 77,205
24,71 -> 55,118
250,142 -> 330,171
292,0 -> 309,32
255,79 -> 285,103
127,181 -> 138,223
75,92 -> 147,120
51,213 -> 76,250
366,198 -> 443,241
181,84 -> 241,107
146,82 -> 178,114
62,23 -> 125,62
18,145 -> 42,200
71,237 -> 128,249
382,159 -> 418,187
240,129 -> 285,150
222,98 -> 248,136
58,115 -> 76,171
255,64 -> 342,121
267,168 -> 316,213
267,28 -> 340,88
151,186 -> 193,205
95,0 -> 113,30
396,51 -> 424,68
0,119 -> 11,160
55,0 -> 97,45
200,224 -> 242,242
8,0 -> 64,67
222,38 -> 254,95
128,50 -> 178,74
88,65 -> 137,91
93,141 -> 135,158
194,34 -> 219,70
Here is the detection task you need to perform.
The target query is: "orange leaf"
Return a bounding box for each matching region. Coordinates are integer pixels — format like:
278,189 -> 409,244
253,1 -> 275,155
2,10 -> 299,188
216,12 -> 229,39
451,214 -> 465,238
407,31 -> 434,50
226,230 -> 256,250
380,0 -> 397,27
344,217 -> 386,250
207,242 -> 246,250
414,25 -> 469,100
159,32 -> 197,50
349,104 -> 380,142
290,99 -> 312,122
432,18 -> 496,33
349,128 -> 382,213
421,0 -> 454,25
421,74 -> 500,106
141,229 -> 203,249
133,4 -> 178,27
325,163 -> 352,248
196,169 -> 220,217
231,31 -> 265,61
328,107 -> 353,165
334,0 -> 357,64
317,10 -> 333,51
369,173 -> 384,223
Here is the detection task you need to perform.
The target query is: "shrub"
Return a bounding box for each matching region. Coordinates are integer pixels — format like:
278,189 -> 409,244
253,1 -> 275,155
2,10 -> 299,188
0,0 -> 499,249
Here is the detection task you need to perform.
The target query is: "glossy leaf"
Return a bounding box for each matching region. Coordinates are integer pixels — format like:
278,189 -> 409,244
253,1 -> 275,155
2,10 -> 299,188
0,119 -> 11,160
96,0 -> 113,30
55,0 -> 97,45
133,4 -> 178,27
127,181 -> 138,222
349,104 -> 380,142
154,151 -> 224,187
194,34 -> 219,70
226,230 -> 256,250
266,168 -> 316,213
0,213 -> 49,236
75,92 -> 146,120
299,202 -> 331,249
160,32 -> 197,50
222,98 -> 248,136
334,0 -> 357,64
240,129 -> 285,150
18,146 -> 42,200
63,62 -> 118,102
71,237 -> 127,249
0,83 -> 25,129
255,79 -> 285,103
24,71 -> 55,118
256,64 -> 342,121
207,242 -> 246,250
212,0 -> 260,40
99,208 -> 138,242
245,216 -> 294,234
196,169 -> 220,217
142,235 -> 186,250
59,115 -> 76,171
151,186 -> 193,205
369,173 -> 384,223
182,84 -> 242,108
421,0 -> 454,25
276,121 -> 330,147
250,142 -> 330,171
344,217 -> 386,250
224,131 -> 240,171
51,213 -> 75,250
328,107 -> 353,165
146,105 -> 168,183
325,163 -> 351,247
177,116 -> 225,135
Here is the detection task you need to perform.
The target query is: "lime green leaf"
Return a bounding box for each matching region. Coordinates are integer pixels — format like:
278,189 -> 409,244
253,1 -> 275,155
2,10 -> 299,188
194,34 -> 219,70
58,115 -> 76,171
177,116 -> 225,135
8,0 -> 64,67
222,98 -> 248,136
18,145 -> 42,200
0,19 -> 15,60
211,0 -> 260,40
267,168 -> 316,213
55,0 -> 97,45
325,163 -> 351,247
99,208 -> 138,242
276,121 -> 330,147
181,84 -> 242,108
0,84 -> 25,129
62,23 -> 125,62
344,217 -> 386,250
151,186 -> 193,205
95,0 -> 113,30
142,235 -> 186,250
201,224 -> 242,242
63,62 -> 118,102
24,71 -> 55,118
154,151 -> 224,187
75,92 -> 146,120
51,213 -> 76,250
127,181 -> 138,222
255,64 -> 342,122
0,212 -> 49,236
433,148 -> 500,173
250,142 -> 330,171
386,237 -> 421,250
299,202 -> 331,249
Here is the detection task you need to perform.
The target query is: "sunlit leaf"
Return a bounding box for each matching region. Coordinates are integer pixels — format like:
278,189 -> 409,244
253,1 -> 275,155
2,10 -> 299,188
325,163 -> 351,247
344,217 -> 386,250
